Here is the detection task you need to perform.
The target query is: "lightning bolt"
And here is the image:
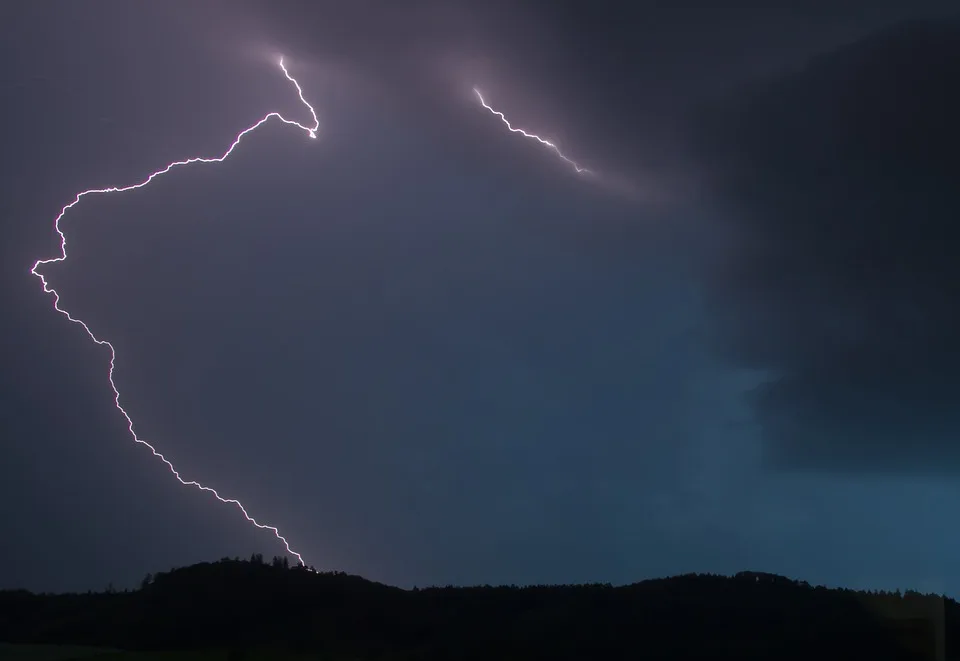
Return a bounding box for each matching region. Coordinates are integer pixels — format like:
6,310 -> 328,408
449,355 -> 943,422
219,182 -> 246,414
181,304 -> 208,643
29,57 -> 318,567
473,87 -> 592,175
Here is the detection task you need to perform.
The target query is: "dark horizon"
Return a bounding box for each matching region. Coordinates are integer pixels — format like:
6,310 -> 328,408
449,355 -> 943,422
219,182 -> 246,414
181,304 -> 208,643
8,554 -> 957,600
2,556 -> 951,660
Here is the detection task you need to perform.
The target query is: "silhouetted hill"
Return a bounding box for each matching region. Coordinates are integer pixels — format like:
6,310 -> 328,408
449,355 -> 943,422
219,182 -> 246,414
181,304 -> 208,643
0,557 -> 956,660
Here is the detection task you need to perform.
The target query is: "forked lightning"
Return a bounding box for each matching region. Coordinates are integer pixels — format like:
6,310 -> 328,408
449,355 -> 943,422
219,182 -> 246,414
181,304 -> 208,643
29,58 -> 318,566
473,87 -> 592,175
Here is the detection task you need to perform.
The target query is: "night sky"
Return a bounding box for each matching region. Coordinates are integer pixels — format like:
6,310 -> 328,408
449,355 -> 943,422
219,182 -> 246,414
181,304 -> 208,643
2,1 -> 959,595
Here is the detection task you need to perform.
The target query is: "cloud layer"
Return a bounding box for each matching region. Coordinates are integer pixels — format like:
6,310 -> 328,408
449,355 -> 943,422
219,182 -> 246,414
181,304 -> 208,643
693,19 -> 960,472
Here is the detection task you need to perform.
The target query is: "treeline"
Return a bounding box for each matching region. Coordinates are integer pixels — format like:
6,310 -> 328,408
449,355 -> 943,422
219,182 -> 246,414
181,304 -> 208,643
0,558 -> 956,660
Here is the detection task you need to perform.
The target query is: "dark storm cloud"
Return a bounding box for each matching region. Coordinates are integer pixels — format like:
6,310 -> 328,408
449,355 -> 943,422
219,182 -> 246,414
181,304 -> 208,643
691,18 -> 960,472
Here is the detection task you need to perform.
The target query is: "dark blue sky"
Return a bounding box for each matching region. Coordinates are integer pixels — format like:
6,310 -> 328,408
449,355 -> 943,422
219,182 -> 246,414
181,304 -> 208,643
2,0 -> 959,595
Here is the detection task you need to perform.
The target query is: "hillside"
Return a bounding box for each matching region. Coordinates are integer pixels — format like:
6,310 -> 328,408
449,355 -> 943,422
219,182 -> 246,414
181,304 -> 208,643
0,557 -> 955,660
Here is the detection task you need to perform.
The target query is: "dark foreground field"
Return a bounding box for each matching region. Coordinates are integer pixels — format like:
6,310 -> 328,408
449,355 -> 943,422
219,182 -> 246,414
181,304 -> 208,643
0,644 -> 313,660
1,557 -> 956,660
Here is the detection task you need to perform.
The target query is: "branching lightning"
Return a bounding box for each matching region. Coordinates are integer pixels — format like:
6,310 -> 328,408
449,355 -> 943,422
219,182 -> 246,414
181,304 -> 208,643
473,87 -> 592,175
29,57 -> 319,567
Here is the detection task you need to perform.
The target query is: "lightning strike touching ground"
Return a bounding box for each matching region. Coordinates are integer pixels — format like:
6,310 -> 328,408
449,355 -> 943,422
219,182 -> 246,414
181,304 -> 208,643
473,87 -> 592,175
29,57 -> 319,567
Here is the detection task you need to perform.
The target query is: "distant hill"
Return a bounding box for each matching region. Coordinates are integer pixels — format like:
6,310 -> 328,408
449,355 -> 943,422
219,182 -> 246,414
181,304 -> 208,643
0,556 -> 954,660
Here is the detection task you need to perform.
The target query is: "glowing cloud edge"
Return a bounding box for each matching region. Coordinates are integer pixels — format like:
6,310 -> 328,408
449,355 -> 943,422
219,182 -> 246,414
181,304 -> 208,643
29,57 -> 319,567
